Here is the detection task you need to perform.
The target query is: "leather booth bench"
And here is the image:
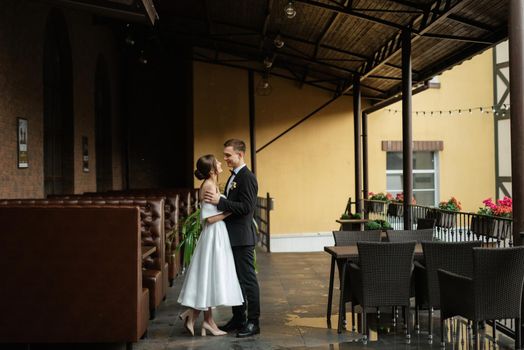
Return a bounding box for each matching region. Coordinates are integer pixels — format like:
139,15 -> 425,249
0,206 -> 149,348
1,198 -> 166,320
66,189 -> 199,286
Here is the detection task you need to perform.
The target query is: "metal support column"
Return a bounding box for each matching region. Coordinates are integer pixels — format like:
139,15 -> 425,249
248,70 -> 257,174
510,0 -> 524,246
362,112 -> 369,203
402,29 -> 413,230
353,74 -> 362,213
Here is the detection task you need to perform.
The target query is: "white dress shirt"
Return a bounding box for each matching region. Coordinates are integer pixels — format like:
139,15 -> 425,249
226,164 -> 246,196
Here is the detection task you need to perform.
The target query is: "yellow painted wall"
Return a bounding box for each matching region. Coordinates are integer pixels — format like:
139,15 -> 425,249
194,61 -> 355,234
194,49 -> 495,234
368,49 -> 495,212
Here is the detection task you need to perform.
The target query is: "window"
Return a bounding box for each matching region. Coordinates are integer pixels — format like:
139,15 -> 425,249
386,152 -> 439,207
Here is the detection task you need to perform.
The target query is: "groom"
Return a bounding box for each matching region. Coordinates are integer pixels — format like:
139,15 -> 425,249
204,138 -> 261,337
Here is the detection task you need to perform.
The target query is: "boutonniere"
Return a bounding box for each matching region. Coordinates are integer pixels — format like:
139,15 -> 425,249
231,181 -> 238,190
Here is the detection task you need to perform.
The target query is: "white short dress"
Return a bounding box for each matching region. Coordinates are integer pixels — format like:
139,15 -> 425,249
177,199 -> 244,310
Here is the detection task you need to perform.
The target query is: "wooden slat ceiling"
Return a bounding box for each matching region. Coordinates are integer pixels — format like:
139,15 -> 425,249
158,0 -> 508,100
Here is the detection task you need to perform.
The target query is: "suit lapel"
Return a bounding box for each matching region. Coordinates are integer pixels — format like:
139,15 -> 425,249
227,166 -> 248,198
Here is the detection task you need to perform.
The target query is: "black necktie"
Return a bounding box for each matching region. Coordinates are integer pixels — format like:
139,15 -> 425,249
230,170 -> 235,175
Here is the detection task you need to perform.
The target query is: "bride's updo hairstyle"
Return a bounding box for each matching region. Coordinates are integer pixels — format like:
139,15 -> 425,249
194,154 -> 218,180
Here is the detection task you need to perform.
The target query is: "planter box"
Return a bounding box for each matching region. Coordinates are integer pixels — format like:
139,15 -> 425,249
336,219 -> 369,231
387,203 -> 403,217
471,216 -> 512,238
493,219 -> 512,239
470,216 -> 494,236
365,201 -> 386,214
437,212 -> 457,229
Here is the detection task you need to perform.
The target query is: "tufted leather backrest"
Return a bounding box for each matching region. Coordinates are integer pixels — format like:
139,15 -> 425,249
0,197 -> 165,272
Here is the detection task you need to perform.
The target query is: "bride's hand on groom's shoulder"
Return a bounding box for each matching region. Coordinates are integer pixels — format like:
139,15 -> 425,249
204,190 -> 220,205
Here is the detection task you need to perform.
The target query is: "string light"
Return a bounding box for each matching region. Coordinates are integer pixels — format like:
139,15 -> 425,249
383,105 -> 510,117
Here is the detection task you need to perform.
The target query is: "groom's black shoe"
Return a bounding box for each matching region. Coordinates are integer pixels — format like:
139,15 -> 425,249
236,321 -> 260,338
219,318 -> 245,333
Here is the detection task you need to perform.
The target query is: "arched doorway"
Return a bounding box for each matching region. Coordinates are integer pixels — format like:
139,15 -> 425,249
43,9 -> 74,196
95,55 -> 113,192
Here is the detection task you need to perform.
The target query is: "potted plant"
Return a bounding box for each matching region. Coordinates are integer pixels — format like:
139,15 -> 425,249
365,219 -> 392,231
472,197 -> 512,238
437,197 -> 461,228
365,192 -> 392,213
387,192 -> 416,217
176,208 -> 202,270
338,212 -> 364,231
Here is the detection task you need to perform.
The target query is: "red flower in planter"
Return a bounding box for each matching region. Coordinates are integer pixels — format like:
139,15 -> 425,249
478,196 -> 512,218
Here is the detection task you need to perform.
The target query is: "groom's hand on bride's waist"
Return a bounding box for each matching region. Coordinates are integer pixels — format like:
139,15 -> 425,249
204,190 -> 220,205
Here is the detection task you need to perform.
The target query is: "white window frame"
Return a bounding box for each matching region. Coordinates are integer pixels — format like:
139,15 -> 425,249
386,152 -> 440,207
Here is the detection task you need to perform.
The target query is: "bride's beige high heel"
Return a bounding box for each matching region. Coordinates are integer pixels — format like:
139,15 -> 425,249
179,309 -> 195,336
201,321 -> 227,336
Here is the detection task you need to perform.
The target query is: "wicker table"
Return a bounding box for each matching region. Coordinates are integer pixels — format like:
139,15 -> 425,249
324,244 -> 423,333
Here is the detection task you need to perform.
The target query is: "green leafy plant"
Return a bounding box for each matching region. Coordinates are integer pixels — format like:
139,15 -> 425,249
365,219 -> 392,230
364,221 -> 381,230
368,192 -> 393,202
176,208 -> 202,269
340,212 -> 362,220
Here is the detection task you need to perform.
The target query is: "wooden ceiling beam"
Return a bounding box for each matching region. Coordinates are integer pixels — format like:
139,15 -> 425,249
168,29 -> 360,75
343,0 -> 471,94
385,0 -> 426,11
190,41 -> 348,83
295,0 -> 411,31
447,14 -> 495,32
421,32 -> 494,45
166,16 -> 373,61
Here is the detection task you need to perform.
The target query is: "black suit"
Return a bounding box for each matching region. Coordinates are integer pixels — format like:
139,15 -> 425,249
217,166 -> 260,323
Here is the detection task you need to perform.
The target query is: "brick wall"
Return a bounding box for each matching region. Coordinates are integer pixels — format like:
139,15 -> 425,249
0,0 -> 123,198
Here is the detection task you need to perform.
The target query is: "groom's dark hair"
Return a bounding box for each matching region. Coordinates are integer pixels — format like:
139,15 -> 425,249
224,139 -> 246,153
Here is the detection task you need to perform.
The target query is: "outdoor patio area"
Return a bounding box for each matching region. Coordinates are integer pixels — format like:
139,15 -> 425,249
133,250 -> 516,350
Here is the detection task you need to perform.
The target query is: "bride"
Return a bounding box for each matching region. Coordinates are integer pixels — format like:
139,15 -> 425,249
177,154 -> 244,336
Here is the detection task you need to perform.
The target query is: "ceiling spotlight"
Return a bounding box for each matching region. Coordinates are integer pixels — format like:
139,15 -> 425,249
138,50 -> 148,65
273,34 -> 285,49
284,1 -> 296,19
263,57 -> 273,69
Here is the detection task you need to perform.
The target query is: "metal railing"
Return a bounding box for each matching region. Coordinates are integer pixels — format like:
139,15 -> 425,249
361,199 -> 513,247
255,193 -> 273,252
359,198 -> 516,337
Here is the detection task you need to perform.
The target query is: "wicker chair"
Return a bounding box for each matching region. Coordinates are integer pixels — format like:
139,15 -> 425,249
438,246 -> 524,348
387,229 -> 434,243
348,241 -> 416,341
333,230 -> 382,246
414,241 -> 481,340
332,230 -> 382,331
417,218 -> 436,230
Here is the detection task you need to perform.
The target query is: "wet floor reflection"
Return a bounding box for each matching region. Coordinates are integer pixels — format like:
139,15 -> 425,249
136,252 -> 517,350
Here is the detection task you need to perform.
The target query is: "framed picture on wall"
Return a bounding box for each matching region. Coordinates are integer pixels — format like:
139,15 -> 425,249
17,118 -> 28,168
82,136 -> 89,172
